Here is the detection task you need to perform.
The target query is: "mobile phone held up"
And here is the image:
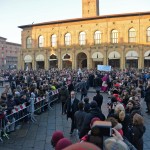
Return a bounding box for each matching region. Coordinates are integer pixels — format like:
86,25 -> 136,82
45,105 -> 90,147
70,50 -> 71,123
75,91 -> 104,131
91,121 -> 112,137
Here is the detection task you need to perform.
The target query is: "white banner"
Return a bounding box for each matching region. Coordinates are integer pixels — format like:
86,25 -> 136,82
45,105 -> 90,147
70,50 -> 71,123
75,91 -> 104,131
97,65 -> 111,72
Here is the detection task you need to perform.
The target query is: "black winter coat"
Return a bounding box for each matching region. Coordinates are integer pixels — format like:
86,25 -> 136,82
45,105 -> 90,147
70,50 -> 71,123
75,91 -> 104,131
145,86 -> 150,102
66,98 -> 79,118
79,107 -> 105,139
131,125 -> 146,150
59,87 -> 69,103
93,94 -> 103,110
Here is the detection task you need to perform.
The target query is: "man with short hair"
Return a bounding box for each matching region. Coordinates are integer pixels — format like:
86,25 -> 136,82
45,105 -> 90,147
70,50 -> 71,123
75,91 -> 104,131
79,101 -> 105,139
74,101 -> 86,136
93,90 -> 103,110
66,91 -> 79,134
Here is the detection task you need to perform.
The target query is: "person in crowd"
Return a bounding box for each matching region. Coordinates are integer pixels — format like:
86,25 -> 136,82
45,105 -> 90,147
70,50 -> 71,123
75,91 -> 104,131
101,74 -> 108,92
108,103 -> 130,138
130,113 -> 146,150
74,101 -> 86,136
79,101 -> 105,139
51,130 -> 64,148
63,142 -> 101,150
68,81 -> 74,94
83,97 -> 90,113
93,89 -> 103,110
66,91 -> 79,134
93,74 -> 102,90
81,117 -> 103,148
80,79 -> 88,101
107,117 -> 123,136
121,90 -> 129,106
144,83 -> 150,114
88,73 -> 94,87
29,88 -> 37,123
55,138 -> 72,150
126,100 -> 141,117
59,86 -> 69,115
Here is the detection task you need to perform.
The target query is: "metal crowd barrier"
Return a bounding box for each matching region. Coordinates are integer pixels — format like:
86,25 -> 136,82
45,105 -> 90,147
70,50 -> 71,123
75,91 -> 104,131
0,88 -> 60,142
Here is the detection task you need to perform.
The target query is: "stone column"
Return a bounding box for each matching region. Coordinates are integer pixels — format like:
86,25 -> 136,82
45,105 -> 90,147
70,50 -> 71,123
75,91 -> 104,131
74,50 -> 77,70
87,49 -> 92,69
104,46 -> 108,65
72,49 -> 75,69
138,46 -> 144,69
20,51 -> 24,70
58,49 -> 62,69
45,55 -> 48,70
120,46 -> 125,70
32,51 -> 36,70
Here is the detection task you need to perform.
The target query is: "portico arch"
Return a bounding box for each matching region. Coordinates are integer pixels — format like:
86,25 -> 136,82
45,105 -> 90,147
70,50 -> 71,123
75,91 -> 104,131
92,52 -> 104,68
108,51 -> 120,68
144,50 -> 150,68
24,55 -> 33,70
125,51 -> 138,68
36,54 -> 45,69
76,52 -> 87,69
62,53 -> 72,68
49,54 -> 58,68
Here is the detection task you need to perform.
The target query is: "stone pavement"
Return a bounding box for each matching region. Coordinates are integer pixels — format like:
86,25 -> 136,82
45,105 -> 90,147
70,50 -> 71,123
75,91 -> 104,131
0,88 -> 150,150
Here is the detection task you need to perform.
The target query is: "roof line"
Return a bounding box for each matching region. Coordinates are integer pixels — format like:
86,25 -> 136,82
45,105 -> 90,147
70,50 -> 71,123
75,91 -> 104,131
18,11 -> 150,29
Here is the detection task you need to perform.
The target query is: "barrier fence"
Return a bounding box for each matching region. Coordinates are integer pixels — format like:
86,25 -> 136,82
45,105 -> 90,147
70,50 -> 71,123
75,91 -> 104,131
0,88 -> 60,142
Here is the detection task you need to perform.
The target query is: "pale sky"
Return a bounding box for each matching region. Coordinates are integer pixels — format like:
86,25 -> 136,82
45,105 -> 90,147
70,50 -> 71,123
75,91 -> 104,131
0,0 -> 150,44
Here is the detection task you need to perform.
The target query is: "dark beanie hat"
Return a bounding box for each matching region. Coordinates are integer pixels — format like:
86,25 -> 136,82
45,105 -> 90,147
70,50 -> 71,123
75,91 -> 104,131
90,101 -> 98,108
63,142 -> 101,150
55,138 -> 72,150
51,131 -> 64,147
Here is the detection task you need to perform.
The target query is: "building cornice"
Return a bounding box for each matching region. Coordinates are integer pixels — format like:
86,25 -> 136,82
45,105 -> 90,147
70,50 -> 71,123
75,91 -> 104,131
18,11 -> 150,29
6,42 -> 21,46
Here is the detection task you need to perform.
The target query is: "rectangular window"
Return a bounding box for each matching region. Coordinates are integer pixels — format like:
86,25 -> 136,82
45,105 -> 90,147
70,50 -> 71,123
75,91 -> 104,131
79,35 -> 86,45
147,30 -> 150,42
95,33 -> 101,44
27,38 -> 32,48
129,31 -> 136,43
52,37 -> 57,47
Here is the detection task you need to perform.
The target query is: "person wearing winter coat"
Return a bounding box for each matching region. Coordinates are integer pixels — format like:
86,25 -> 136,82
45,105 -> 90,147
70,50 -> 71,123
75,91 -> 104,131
79,101 -> 105,139
74,101 -> 86,136
93,90 -> 103,110
144,84 -> 150,114
79,79 -> 88,101
83,97 -> 90,113
107,117 -> 123,136
108,103 -> 130,139
59,86 -> 69,114
66,91 -> 79,134
29,88 -> 37,123
130,113 -> 146,150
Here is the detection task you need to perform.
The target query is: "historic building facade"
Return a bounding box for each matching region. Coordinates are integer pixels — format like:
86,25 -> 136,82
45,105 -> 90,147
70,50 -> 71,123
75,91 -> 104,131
0,36 -> 21,70
19,0 -> 150,70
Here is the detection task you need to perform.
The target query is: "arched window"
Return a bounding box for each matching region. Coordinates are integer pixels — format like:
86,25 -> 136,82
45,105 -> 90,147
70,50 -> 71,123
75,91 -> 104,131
94,31 -> 102,44
51,34 -> 57,47
64,54 -> 71,59
65,33 -> 71,46
79,32 -> 86,45
111,30 -> 118,43
38,35 -> 44,47
146,27 -> 150,42
128,28 -> 136,43
26,37 -> 32,48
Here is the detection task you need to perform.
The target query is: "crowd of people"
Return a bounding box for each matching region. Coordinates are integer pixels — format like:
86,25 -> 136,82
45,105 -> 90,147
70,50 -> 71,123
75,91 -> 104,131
0,68 -> 150,149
